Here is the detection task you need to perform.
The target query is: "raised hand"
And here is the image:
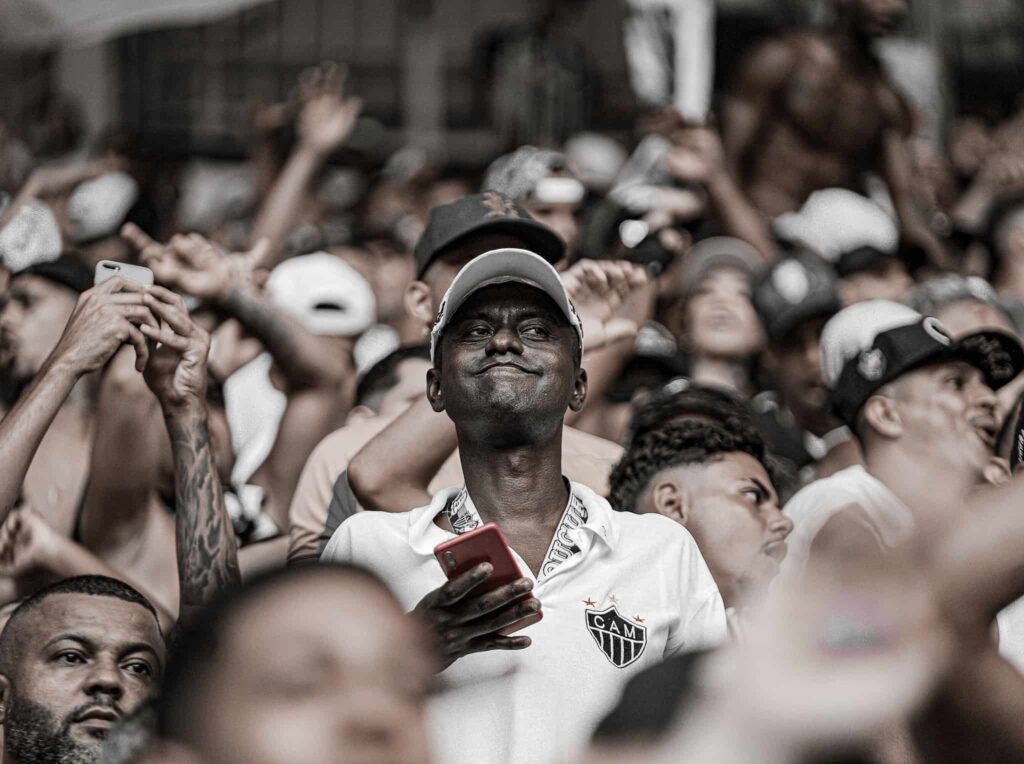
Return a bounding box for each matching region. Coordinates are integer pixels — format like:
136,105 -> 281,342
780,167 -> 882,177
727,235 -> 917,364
561,259 -> 650,351
411,563 -> 541,670
51,277 -> 157,374
665,127 -> 726,186
123,224 -> 268,305
0,506 -> 62,581
296,62 -> 363,156
140,286 -> 211,414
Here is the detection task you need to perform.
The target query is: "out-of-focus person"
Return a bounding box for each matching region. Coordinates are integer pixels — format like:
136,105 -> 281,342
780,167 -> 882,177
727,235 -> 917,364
836,245 -> 914,304
906,274 -> 1024,418
783,300 -> 1023,575
483,146 -> 586,255
722,0 -> 950,268
750,249 -> 861,484
0,255 -> 95,536
324,248 -> 725,764
154,564 -> 433,764
0,576 -> 165,763
287,345 -> 431,564
665,236 -> 763,397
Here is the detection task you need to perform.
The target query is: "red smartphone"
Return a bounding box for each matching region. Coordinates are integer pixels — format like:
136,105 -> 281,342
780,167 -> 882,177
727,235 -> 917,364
433,523 -> 542,635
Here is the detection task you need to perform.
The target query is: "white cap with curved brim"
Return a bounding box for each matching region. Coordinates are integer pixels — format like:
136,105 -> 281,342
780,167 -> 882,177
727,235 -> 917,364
430,248 -> 584,364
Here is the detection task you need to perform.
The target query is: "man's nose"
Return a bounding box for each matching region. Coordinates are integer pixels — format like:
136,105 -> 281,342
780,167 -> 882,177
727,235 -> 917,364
83,659 -> 125,701
767,505 -> 795,539
486,326 -> 523,356
972,380 -> 999,417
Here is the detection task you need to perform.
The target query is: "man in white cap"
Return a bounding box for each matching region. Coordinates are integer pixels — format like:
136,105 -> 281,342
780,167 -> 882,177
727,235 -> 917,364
322,247 -> 725,764
782,299 -> 1024,575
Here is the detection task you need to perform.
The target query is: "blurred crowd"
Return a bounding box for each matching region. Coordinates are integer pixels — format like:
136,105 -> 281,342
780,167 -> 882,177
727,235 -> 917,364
3,0 -> 1024,762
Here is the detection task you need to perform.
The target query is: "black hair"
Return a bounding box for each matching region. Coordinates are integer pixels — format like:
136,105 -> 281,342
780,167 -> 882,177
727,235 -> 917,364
627,379 -> 753,445
0,575 -> 162,671
355,344 -> 431,412
156,563 -> 390,742
608,420 -> 766,514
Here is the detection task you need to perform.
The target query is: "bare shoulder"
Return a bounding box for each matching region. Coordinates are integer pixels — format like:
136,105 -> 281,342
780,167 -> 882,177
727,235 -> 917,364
731,35 -> 803,90
876,82 -> 915,137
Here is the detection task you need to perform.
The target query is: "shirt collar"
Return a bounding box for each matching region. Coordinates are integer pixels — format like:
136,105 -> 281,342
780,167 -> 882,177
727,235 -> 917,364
405,481 -> 619,560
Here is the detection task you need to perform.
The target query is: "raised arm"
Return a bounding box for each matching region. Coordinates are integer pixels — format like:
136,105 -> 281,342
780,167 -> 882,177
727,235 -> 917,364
140,286 -> 239,625
124,225 -> 351,390
666,126 -> 778,261
348,393 -> 457,512
0,278 -> 154,524
248,62 -> 362,269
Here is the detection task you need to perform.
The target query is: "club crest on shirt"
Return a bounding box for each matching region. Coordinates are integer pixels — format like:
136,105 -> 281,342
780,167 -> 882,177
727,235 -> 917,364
585,605 -> 647,668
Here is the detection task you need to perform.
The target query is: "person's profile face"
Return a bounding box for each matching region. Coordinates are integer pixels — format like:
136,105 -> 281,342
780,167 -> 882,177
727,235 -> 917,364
187,575 -> 434,764
0,275 -> 78,383
770,318 -> 831,426
660,453 -> 790,606
894,361 -> 1000,478
433,283 -> 581,437
2,595 -> 164,760
683,267 -> 764,361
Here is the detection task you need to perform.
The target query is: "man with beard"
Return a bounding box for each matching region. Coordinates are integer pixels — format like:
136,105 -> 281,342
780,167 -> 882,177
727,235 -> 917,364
0,255 -> 98,537
322,248 -> 725,764
723,0 -> 948,268
0,575 -> 165,764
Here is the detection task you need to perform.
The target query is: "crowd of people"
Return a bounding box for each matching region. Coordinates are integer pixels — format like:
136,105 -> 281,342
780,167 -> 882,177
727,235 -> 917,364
3,0 -> 1024,761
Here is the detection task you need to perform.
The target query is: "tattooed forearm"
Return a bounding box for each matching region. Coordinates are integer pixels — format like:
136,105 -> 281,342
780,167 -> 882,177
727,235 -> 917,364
221,284 -> 344,389
167,409 -> 240,623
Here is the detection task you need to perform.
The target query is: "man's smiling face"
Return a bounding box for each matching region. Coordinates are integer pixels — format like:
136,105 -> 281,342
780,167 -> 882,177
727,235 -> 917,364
428,282 -> 585,447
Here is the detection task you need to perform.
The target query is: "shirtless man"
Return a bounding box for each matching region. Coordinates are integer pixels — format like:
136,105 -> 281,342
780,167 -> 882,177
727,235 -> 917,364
723,0 -> 948,267
0,256 -> 96,536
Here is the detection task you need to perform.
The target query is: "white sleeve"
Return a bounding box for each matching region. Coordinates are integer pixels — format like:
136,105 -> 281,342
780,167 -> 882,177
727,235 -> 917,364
320,513 -> 357,563
666,538 -> 728,655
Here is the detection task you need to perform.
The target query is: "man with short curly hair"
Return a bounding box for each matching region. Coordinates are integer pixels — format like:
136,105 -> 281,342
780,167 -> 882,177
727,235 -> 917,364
609,420 -> 792,612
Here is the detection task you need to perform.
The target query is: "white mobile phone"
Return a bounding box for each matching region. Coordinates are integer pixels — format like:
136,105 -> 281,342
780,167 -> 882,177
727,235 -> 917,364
94,260 -> 154,287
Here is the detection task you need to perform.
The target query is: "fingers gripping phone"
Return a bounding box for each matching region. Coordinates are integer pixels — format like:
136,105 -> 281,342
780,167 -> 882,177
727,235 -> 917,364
434,523 -> 542,636
94,260 -> 154,287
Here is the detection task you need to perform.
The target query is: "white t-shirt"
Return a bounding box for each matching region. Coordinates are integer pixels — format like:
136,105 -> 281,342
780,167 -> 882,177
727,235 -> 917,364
781,465 -> 915,579
783,465 -> 1024,671
321,481 -> 726,764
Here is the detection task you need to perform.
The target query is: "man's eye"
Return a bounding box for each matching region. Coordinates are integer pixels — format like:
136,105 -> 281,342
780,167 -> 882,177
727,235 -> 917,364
521,325 -> 551,339
55,651 -> 86,665
741,488 -> 761,503
466,326 -> 491,338
946,375 -> 966,390
123,661 -> 152,677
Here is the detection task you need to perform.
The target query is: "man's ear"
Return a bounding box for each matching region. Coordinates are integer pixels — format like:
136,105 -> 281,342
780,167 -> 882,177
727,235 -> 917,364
426,368 -> 445,412
651,480 -> 689,525
404,280 -> 435,336
862,394 -> 902,439
568,367 -> 588,413
983,456 -> 1012,487
0,673 -> 11,724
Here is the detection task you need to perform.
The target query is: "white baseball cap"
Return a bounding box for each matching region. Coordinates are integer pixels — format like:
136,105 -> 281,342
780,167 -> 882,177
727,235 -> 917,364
430,248 -> 584,364
266,252 -> 376,337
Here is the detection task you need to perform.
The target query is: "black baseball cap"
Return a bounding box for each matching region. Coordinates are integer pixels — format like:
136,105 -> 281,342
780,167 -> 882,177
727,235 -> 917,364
15,253 -> 93,294
822,300 -> 1024,425
413,192 -> 564,277
752,250 -> 841,342
835,245 -> 901,278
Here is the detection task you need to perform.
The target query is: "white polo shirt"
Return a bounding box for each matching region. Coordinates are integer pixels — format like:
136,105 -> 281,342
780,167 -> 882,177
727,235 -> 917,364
321,480 -> 726,764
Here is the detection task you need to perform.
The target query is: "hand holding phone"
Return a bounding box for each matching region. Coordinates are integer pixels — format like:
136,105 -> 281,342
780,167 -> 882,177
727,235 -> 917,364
95,260 -> 155,287
413,524 -> 542,671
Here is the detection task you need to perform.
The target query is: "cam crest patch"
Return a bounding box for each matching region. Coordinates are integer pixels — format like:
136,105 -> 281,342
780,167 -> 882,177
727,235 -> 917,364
585,605 -> 647,668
